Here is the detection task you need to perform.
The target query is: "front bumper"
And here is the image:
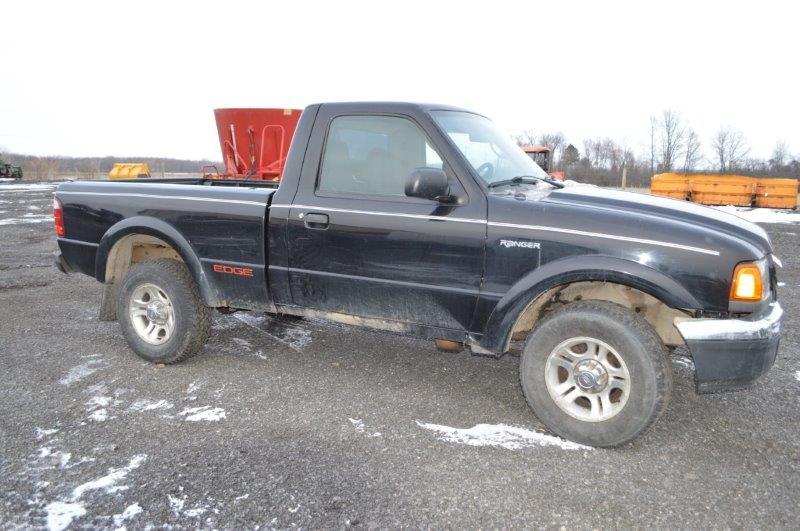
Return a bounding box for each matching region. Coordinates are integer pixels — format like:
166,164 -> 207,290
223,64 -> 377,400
674,302 -> 783,393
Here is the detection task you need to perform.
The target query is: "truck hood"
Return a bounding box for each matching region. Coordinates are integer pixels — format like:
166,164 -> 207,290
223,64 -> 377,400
541,186 -> 772,255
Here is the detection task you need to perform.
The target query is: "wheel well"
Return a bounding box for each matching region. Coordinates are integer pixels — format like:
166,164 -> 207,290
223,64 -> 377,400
509,281 -> 690,347
98,234 -> 184,322
105,234 -> 184,284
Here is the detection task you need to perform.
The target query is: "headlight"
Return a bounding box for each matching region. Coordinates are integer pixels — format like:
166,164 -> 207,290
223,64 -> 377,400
730,258 -> 768,302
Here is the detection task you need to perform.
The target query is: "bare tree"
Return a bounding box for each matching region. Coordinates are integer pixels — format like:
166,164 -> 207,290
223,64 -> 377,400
711,127 -> 749,171
648,116 -> 657,174
657,109 -> 685,172
769,141 -> 788,170
537,132 -> 565,165
683,128 -> 702,172
513,129 -> 537,147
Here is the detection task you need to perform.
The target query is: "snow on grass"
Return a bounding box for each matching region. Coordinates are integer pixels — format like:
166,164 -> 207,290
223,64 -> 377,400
59,359 -> 105,385
416,421 -> 591,450
45,501 -> 86,531
178,406 -> 226,422
129,398 -> 174,412
712,205 -> 800,224
112,502 -> 143,527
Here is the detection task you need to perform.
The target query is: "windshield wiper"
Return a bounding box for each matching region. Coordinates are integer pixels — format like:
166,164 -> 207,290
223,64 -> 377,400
487,175 -> 565,189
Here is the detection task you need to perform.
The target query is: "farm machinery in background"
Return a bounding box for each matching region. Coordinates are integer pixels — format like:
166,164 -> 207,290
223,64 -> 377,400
522,145 -> 565,181
203,108 -> 302,181
108,163 -> 151,179
0,158 -> 23,179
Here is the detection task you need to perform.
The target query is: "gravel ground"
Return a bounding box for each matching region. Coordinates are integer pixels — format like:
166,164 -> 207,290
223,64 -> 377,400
1,181 -> 798,529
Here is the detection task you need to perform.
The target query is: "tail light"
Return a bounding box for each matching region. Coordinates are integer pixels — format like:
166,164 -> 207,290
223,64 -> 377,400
730,259 -> 767,301
53,196 -> 65,237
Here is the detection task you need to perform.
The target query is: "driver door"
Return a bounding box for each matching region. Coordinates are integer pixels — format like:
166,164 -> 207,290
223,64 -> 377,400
286,110 -> 486,331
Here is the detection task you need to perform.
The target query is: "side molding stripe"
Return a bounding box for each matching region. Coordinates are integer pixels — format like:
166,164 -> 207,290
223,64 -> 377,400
271,204 -> 720,256
57,191 -> 268,207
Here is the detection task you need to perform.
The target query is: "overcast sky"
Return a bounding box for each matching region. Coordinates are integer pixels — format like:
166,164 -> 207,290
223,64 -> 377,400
1,0 -> 797,164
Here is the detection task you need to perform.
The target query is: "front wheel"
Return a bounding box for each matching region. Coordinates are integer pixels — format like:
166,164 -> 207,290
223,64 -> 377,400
117,259 -> 212,364
520,301 -> 672,447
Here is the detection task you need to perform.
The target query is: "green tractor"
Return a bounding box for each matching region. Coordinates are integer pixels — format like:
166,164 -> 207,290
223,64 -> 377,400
0,158 -> 23,179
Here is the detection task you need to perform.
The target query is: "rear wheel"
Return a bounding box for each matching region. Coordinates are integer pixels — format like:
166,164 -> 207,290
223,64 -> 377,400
117,259 -> 211,364
520,301 -> 672,447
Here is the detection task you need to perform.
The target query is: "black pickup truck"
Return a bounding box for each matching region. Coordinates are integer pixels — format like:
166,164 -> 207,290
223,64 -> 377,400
53,102 -> 783,447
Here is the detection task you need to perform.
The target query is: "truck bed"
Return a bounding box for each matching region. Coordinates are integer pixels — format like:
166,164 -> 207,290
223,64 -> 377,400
56,179 -> 276,310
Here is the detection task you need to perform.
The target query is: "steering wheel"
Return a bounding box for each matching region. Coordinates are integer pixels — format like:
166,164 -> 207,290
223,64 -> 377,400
476,162 -> 494,180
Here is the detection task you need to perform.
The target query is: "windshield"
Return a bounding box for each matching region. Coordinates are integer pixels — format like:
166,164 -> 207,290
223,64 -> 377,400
431,110 -> 550,186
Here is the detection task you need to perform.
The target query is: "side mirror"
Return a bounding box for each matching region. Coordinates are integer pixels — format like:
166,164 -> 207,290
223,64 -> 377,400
405,168 -> 451,202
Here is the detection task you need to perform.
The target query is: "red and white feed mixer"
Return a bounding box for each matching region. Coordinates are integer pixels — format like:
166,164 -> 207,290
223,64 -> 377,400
204,108 -> 302,181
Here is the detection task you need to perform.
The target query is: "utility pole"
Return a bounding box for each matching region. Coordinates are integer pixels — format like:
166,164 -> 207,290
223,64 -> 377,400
621,166 -> 627,190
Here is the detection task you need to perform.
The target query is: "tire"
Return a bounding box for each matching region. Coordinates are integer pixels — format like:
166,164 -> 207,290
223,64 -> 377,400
116,259 -> 212,364
519,300 -> 672,447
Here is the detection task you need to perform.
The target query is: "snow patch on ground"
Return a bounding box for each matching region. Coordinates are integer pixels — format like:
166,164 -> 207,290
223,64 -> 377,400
112,502 -> 142,527
712,205 -> 800,224
349,418 -> 381,437
168,494 -> 185,515
45,501 -> 86,531
232,337 -> 252,348
417,421 -> 590,450
179,406 -> 226,422
795,370 -> 800,382
35,427 -> 60,440
0,182 -> 58,192
43,455 -> 146,530
129,398 -> 174,412
59,360 -> 105,385
88,409 -> 108,422
71,454 -> 147,499
234,312 -> 312,352
0,215 -> 54,226
671,355 -> 695,370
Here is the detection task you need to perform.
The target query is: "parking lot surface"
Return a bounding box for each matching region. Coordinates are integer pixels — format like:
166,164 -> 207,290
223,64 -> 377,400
1,182 -> 798,528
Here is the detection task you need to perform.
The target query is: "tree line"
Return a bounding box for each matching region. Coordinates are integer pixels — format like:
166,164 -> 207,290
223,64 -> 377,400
514,110 -> 799,187
0,153 -> 221,179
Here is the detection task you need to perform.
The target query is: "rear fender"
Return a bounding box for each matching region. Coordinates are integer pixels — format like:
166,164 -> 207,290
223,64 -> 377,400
478,255 -> 701,353
95,216 -> 221,307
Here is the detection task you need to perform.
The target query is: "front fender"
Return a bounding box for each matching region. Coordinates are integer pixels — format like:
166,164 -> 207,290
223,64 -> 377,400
478,255 -> 702,353
95,216 -> 222,307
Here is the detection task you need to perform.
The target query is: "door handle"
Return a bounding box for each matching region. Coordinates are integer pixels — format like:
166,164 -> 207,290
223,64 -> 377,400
303,212 -> 329,229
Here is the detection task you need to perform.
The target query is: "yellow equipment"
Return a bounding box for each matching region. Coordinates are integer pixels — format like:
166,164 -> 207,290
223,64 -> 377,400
108,163 -> 151,180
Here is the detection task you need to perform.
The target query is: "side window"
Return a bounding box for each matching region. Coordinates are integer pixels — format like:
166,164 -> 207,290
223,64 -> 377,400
318,115 -> 444,197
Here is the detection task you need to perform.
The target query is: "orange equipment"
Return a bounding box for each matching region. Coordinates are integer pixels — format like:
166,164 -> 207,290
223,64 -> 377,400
204,108 -> 302,181
755,178 -> 798,209
651,173 -> 798,209
522,145 -> 565,181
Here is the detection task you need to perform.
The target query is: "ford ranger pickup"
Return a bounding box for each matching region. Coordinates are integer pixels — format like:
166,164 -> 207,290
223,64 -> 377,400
52,102 -> 783,447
